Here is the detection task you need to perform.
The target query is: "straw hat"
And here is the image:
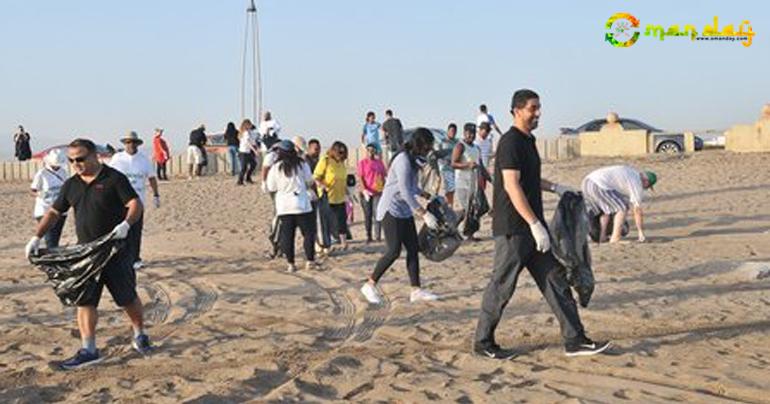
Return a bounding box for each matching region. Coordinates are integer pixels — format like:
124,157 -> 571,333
120,131 -> 144,146
292,136 -> 307,152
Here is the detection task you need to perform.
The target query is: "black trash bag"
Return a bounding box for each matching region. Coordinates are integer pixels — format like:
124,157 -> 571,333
587,210 -> 629,243
549,192 -> 595,307
418,196 -> 463,262
462,181 -> 489,237
28,234 -> 124,307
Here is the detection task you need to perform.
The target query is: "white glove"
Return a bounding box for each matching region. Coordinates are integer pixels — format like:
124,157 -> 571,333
112,220 -> 131,240
423,212 -> 439,230
529,220 -> 551,253
554,184 -> 578,197
153,195 -> 161,209
25,236 -> 41,258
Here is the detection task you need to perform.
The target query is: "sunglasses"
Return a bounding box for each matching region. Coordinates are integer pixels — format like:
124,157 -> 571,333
68,156 -> 88,163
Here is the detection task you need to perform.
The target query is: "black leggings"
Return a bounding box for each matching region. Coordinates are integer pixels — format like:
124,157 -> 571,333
371,213 -> 420,287
278,212 -> 316,264
156,162 -> 168,180
238,152 -> 257,183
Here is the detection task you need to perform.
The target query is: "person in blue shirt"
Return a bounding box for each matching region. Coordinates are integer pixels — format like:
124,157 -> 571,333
359,128 -> 441,305
361,111 -> 382,153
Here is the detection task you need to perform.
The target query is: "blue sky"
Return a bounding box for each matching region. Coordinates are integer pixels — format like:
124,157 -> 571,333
1,0 -> 768,157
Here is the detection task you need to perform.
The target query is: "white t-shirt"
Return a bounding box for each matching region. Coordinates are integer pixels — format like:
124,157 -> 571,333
238,131 -> 256,153
259,119 -> 281,138
586,165 -> 645,207
31,167 -> 69,218
266,161 -> 314,215
108,151 -> 156,205
476,112 -> 496,127
474,135 -> 494,167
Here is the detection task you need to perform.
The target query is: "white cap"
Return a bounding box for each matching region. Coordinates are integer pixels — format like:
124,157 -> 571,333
44,149 -> 64,168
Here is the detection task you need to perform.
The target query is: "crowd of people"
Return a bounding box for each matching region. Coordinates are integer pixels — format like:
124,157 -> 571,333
21,89 -> 674,370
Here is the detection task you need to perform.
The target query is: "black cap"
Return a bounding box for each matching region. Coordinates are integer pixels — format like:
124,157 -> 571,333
463,123 -> 476,133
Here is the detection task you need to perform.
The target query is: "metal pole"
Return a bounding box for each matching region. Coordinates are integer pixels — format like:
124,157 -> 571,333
252,6 -> 258,121
254,4 -> 263,121
240,10 -> 250,120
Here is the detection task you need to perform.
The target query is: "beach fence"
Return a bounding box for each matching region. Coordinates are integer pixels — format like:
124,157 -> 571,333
0,151 -> 234,183
0,137 -> 581,183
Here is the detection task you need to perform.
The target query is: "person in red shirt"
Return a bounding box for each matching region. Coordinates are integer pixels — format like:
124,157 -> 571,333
152,128 -> 170,180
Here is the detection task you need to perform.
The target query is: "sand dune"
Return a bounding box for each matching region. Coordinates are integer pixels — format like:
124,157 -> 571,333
0,150 -> 769,403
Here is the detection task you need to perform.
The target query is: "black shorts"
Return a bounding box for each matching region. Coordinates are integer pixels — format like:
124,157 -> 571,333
78,249 -> 138,308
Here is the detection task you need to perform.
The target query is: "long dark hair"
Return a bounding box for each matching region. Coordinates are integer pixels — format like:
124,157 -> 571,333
276,147 -> 304,177
402,127 -> 434,168
225,122 -> 238,137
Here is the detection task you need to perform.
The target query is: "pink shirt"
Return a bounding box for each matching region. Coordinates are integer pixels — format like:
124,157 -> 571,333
357,158 -> 387,195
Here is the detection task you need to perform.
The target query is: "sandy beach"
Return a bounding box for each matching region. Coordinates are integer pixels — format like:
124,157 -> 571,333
1,150 -> 769,403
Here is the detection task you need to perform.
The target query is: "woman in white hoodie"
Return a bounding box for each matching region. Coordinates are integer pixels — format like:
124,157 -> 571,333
266,140 -> 318,272
30,149 -> 69,248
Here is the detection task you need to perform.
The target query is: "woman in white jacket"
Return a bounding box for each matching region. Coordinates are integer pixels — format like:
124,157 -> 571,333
266,140 -> 318,272
30,149 -> 69,248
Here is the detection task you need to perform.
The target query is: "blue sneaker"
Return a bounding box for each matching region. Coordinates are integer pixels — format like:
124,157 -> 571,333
132,334 -> 153,355
60,349 -> 103,370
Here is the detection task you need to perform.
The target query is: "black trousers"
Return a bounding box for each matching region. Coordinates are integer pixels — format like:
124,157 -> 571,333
127,213 -> 144,264
156,161 -> 168,180
329,203 -> 349,239
360,194 -> 382,241
237,152 -> 257,184
278,212 -> 316,264
474,234 -> 585,349
371,213 -> 420,287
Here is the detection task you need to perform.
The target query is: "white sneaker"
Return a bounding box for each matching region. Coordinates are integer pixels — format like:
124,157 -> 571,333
360,283 -> 383,304
287,264 -> 297,273
133,261 -> 144,270
410,289 -> 439,303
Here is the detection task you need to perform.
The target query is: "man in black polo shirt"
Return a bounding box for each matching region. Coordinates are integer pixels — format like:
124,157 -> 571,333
25,138 -> 152,370
473,90 -> 610,359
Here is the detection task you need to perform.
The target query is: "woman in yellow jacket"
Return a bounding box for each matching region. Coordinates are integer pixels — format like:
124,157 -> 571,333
313,141 -> 349,250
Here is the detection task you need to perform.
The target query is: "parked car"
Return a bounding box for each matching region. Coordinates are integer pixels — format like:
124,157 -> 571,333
32,143 -> 119,162
560,118 -> 703,153
693,129 -> 726,148
403,127 -> 448,146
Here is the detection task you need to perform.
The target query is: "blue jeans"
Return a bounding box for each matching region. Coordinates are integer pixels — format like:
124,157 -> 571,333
36,215 -> 66,249
227,145 -> 240,176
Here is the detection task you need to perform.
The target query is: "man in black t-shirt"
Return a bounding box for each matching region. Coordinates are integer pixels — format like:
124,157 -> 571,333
473,90 -> 610,359
25,138 -> 152,370
381,109 -> 403,164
